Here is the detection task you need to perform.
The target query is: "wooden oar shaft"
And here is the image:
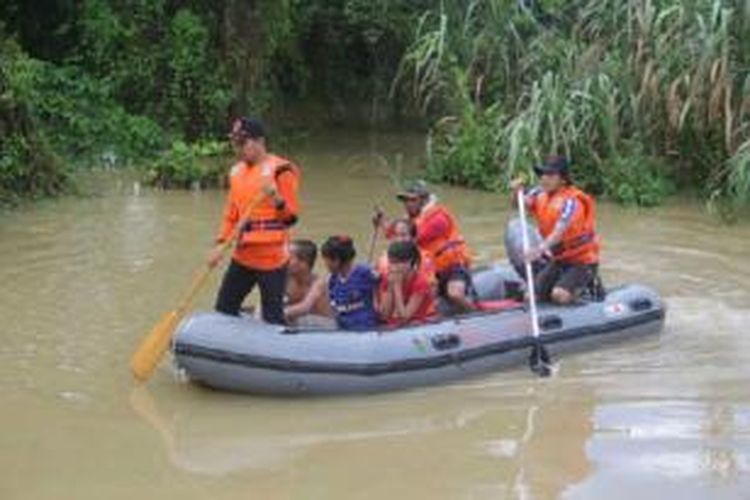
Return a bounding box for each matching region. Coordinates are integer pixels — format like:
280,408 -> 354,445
173,267 -> 214,315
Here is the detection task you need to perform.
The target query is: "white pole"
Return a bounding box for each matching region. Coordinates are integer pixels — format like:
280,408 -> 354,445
517,190 -> 541,341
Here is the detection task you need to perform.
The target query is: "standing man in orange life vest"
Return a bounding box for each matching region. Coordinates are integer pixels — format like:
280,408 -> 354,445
512,156 -> 600,305
207,117 -> 301,324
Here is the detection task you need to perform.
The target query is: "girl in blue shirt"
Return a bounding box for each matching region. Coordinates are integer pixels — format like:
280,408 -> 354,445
321,235 -> 379,331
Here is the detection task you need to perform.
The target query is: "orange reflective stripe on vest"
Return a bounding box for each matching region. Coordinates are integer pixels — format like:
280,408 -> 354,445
234,156 -> 296,248
533,186 -> 599,264
225,154 -> 300,270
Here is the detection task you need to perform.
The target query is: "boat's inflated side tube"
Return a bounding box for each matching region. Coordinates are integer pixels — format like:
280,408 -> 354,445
172,266 -> 666,396
504,217 -> 548,279
470,218 -> 546,301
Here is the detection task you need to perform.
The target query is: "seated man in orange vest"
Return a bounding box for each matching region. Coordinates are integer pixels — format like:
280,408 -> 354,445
207,117 -> 300,324
395,180 -> 475,313
513,156 -> 599,305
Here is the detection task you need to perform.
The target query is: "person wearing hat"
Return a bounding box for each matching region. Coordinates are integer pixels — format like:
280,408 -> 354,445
511,155 -> 600,305
378,180 -> 475,314
207,117 -> 301,324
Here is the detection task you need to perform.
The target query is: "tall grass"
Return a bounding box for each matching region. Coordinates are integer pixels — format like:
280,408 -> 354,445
394,0 -> 750,212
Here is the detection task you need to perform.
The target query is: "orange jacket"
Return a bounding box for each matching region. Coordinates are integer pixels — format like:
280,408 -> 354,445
216,154 -> 300,271
413,202 -> 471,273
529,185 -> 599,265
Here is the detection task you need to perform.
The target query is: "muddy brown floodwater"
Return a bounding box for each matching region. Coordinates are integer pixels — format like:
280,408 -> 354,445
1,131 -> 749,500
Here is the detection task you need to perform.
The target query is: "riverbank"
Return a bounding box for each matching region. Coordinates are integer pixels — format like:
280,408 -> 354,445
6,126 -> 749,225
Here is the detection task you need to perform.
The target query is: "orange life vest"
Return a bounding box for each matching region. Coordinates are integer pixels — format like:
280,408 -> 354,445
221,154 -> 300,270
532,186 -> 599,265
414,203 -> 471,273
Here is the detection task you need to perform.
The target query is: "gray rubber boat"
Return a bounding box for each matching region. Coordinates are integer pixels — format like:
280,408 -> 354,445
172,220 -> 666,396
172,268 -> 665,396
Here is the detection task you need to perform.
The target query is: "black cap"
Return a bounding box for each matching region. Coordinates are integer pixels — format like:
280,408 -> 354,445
396,179 -> 430,200
231,117 -> 266,141
534,156 -> 570,177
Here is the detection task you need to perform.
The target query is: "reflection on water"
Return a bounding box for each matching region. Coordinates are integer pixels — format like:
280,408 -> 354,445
567,400 -> 750,499
129,380 -> 595,499
1,130 -> 749,499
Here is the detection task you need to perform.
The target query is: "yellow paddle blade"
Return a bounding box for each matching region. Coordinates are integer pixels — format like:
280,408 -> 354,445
130,310 -> 181,382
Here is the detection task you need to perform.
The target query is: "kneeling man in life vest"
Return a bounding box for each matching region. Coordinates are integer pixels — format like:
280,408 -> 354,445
396,180 -> 475,313
207,117 -> 301,324
513,156 -> 599,305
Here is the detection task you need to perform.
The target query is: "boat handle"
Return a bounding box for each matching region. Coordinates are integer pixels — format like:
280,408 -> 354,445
540,315 -> 563,331
629,298 -> 653,311
431,333 -> 461,351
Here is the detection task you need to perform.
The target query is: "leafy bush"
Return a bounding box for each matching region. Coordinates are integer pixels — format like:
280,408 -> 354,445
603,150 -> 675,207
4,0 -> 749,209
395,0 -> 750,209
709,140 -> 750,220
76,1 -> 232,139
4,36 -> 164,167
166,8 -> 231,140
425,68 -> 676,204
0,125 -> 69,206
1,37 -> 69,204
144,140 -> 231,189
427,111 -> 502,189
426,70 -> 505,189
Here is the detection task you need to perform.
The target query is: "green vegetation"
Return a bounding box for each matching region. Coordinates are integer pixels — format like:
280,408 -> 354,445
394,0 -> 750,212
0,1 -> 426,202
1,38 -> 68,205
1,0 -> 749,215
145,140 -> 230,189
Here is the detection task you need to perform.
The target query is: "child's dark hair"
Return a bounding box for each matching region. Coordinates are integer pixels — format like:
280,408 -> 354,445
291,239 -> 317,268
387,240 -> 421,268
388,218 -> 417,239
321,235 -> 356,264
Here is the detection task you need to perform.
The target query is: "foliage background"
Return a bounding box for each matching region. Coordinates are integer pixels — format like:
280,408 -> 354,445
1,0 -> 748,214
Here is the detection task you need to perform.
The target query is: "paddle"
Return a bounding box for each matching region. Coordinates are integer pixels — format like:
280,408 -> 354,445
516,188 -> 552,377
129,189 -> 270,382
367,205 -> 383,264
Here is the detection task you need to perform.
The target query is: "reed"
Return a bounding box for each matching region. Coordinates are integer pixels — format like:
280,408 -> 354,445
394,0 -> 750,213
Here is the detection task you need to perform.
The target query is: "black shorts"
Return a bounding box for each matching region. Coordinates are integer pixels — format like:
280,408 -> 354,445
436,265 -> 476,298
534,262 -> 597,301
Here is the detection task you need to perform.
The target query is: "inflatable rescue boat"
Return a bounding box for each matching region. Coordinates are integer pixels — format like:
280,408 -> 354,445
172,219 -> 665,395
